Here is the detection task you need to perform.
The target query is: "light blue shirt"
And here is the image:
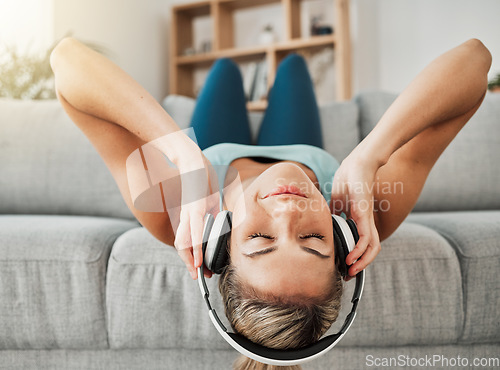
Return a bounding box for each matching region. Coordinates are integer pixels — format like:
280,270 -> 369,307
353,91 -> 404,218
203,143 -> 340,201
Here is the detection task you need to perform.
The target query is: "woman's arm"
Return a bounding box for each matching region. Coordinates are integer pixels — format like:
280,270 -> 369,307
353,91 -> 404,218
50,37 -> 198,163
51,37 -> 216,279
353,39 -> 491,172
332,39 -> 492,277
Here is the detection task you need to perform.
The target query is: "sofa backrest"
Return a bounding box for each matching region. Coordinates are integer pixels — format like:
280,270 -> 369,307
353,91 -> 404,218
0,99 -> 133,219
355,91 -> 500,212
1,91 -> 498,218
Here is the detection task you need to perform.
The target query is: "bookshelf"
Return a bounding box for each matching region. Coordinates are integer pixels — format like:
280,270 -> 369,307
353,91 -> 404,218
169,0 -> 351,111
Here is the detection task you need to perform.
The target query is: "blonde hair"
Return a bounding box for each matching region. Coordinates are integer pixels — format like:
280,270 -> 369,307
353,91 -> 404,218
219,262 -> 343,370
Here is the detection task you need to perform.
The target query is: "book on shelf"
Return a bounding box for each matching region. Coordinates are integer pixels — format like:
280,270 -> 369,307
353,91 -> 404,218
243,60 -> 268,102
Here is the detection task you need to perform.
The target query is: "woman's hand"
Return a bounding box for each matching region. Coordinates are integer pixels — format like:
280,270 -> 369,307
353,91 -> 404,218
172,142 -> 220,280
330,153 -> 381,279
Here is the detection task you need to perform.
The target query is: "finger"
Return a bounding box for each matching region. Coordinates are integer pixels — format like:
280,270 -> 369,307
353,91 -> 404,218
203,265 -> 213,278
348,239 -> 381,276
190,215 -> 205,268
174,221 -> 192,254
177,248 -> 196,279
206,190 -> 220,217
346,212 -> 373,265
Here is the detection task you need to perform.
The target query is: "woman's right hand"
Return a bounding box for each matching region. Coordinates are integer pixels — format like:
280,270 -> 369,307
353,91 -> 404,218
330,152 -> 382,279
170,140 -> 220,280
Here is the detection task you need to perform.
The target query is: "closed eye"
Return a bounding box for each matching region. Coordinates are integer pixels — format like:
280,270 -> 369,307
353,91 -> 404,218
301,233 -> 325,240
249,233 -> 324,240
248,233 -> 274,240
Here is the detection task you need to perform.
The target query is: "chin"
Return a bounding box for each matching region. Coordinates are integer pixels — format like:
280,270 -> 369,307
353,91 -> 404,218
253,163 -> 314,195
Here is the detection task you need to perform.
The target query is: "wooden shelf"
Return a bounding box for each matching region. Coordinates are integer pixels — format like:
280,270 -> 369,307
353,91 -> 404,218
174,1 -> 211,16
275,34 -> 335,51
176,45 -> 268,66
246,100 -> 268,111
219,0 -> 282,11
170,0 -> 351,100
176,35 -> 335,66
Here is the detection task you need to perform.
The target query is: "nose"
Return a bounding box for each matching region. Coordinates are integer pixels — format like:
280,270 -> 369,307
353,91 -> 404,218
269,197 -> 304,221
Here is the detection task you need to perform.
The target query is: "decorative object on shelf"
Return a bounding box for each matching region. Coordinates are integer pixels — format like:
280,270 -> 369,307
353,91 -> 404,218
243,62 -> 258,100
200,40 -> 212,53
183,47 -> 196,56
311,16 -> 333,36
300,48 -> 335,104
488,73 -> 500,93
244,60 -> 268,102
258,24 -> 276,45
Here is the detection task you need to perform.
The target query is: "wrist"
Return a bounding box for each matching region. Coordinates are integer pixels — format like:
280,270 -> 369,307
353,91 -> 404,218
150,130 -> 203,168
348,138 -> 389,172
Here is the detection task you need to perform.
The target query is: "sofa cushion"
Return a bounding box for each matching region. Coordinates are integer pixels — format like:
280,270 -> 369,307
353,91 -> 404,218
0,215 -> 137,349
0,99 -> 133,219
162,95 -> 359,162
106,227 -> 231,350
108,223 -> 463,349
355,91 -> 500,211
337,221 -> 463,347
407,211 -> 500,343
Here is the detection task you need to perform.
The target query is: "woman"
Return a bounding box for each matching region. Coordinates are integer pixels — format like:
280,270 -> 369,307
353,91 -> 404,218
50,38 -> 491,370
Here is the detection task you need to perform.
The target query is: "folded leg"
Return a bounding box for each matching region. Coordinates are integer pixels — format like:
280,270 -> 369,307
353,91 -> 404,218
190,58 -> 252,150
257,54 -> 322,147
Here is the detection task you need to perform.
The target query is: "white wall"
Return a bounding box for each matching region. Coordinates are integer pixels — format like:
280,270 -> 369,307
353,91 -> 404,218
52,0 -> 170,101
0,0 -> 54,53
358,0 -> 500,94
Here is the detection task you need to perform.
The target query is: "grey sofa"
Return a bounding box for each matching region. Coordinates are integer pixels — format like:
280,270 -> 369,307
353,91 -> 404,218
0,91 -> 499,369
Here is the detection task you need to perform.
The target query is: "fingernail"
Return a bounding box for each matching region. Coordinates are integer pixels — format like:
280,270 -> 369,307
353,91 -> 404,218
190,270 -> 197,279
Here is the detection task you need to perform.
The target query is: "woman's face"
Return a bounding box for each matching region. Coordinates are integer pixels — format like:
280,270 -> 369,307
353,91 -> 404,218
228,162 -> 335,300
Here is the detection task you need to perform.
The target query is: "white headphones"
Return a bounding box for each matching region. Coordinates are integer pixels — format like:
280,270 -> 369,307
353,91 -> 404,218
197,211 -> 365,366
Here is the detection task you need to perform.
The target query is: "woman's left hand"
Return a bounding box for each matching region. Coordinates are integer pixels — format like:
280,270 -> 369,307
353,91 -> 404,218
172,145 -> 220,280
330,153 -> 381,279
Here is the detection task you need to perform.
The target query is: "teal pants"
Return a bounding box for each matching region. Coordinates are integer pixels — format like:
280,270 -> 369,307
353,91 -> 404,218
190,54 -> 323,150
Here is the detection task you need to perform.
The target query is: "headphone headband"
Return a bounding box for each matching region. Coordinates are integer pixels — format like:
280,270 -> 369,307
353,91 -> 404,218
198,266 -> 364,365
197,213 -> 365,366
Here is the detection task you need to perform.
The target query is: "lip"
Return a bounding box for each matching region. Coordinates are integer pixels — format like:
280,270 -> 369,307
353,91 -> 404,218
263,185 -> 307,199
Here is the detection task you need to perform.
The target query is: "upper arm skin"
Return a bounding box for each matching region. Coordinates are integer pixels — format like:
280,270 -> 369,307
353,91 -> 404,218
372,94 -> 485,241
57,93 -> 177,246
369,39 -> 491,241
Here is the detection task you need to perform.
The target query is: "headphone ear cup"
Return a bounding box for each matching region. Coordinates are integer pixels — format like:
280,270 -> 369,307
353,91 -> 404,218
211,232 -> 230,274
332,215 -> 349,277
206,211 -> 232,274
346,219 -> 359,244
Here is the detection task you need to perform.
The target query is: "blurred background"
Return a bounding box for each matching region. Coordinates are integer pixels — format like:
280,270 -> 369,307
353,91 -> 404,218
1,0 -> 499,105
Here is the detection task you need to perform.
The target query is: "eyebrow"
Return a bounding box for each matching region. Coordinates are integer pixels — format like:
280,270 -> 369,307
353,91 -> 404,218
243,246 -> 330,259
